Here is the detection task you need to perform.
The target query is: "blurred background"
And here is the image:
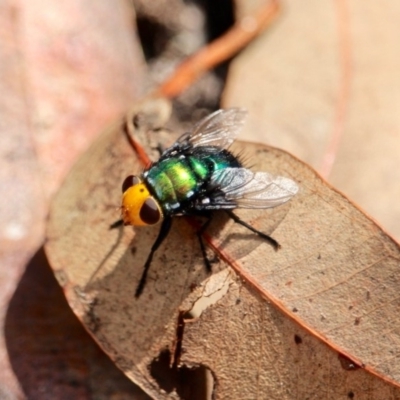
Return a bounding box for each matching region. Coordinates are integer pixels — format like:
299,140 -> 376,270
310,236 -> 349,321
1,0 -> 399,398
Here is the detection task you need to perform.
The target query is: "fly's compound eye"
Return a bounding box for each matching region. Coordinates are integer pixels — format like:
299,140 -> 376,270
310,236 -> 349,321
140,197 -> 161,225
122,175 -> 140,193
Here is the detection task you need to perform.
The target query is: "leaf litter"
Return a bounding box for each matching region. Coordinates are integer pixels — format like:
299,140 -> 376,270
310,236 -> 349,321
46,98 -> 400,399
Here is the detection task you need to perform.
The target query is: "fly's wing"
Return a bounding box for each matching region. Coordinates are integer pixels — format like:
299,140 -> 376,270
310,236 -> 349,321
161,109 -> 247,158
186,108 -> 247,149
204,167 -> 298,209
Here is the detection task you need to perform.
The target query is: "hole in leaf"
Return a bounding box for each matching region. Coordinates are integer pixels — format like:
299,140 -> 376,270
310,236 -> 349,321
149,349 -> 175,393
176,364 -> 214,400
150,348 -> 215,400
338,353 -> 361,371
294,334 -> 302,344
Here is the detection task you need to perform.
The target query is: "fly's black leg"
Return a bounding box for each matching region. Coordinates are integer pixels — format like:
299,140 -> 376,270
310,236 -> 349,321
196,215 -> 213,273
226,210 -> 281,250
155,143 -> 165,157
154,141 -> 177,159
135,217 -> 173,298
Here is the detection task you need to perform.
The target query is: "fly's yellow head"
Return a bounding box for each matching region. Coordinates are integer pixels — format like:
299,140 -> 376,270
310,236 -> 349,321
121,175 -> 163,226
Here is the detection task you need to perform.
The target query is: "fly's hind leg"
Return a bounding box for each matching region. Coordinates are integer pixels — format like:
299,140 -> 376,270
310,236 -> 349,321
225,210 -> 280,250
196,215 -> 214,273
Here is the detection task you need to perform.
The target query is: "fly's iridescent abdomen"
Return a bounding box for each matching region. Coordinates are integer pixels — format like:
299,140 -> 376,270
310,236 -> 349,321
144,148 -> 241,214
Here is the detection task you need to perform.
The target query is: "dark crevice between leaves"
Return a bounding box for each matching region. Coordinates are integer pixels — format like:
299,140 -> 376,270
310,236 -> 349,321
173,311 -> 186,371
177,0 -> 235,116
135,0 -> 234,75
196,0 -> 234,42
150,311 -> 215,400
136,16 -> 172,61
134,0 -> 236,121
188,0 -> 235,80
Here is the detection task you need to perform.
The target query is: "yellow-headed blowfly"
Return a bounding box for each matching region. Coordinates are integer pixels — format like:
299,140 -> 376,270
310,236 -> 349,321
119,109 -> 298,297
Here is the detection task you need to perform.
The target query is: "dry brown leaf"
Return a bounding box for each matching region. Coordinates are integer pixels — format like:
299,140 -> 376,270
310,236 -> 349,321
46,98 -> 400,399
0,0 -> 147,397
23,0 -> 145,198
0,5 -> 47,396
224,0 -> 400,242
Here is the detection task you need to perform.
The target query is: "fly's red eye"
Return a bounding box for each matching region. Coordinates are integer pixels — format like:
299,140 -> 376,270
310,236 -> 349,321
122,175 -> 140,193
140,198 -> 161,225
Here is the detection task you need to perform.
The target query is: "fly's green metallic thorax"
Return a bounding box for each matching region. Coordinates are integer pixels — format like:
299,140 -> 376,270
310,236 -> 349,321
144,148 -> 241,213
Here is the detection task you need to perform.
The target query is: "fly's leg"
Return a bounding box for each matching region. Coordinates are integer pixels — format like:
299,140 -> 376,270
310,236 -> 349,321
156,142 -> 183,159
135,217 -> 173,298
109,219 -> 124,229
226,210 -> 280,250
196,215 -> 214,273
155,144 -> 164,156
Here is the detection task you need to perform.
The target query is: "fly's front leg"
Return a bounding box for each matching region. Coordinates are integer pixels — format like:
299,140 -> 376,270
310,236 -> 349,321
109,219 -> 124,229
225,210 -> 280,250
135,217 -> 173,298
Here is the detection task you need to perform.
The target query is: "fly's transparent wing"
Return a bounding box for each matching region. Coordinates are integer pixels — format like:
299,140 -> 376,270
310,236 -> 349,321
177,108 -> 247,149
209,167 -> 298,209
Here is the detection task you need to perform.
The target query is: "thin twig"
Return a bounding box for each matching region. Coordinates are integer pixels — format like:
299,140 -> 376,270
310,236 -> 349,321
153,0 -> 281,99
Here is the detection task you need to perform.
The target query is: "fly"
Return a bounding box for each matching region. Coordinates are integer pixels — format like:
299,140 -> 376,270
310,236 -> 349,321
120,109 -> 298,297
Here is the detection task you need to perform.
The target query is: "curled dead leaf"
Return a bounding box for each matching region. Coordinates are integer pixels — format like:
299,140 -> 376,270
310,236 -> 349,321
46,98 -> 400,399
